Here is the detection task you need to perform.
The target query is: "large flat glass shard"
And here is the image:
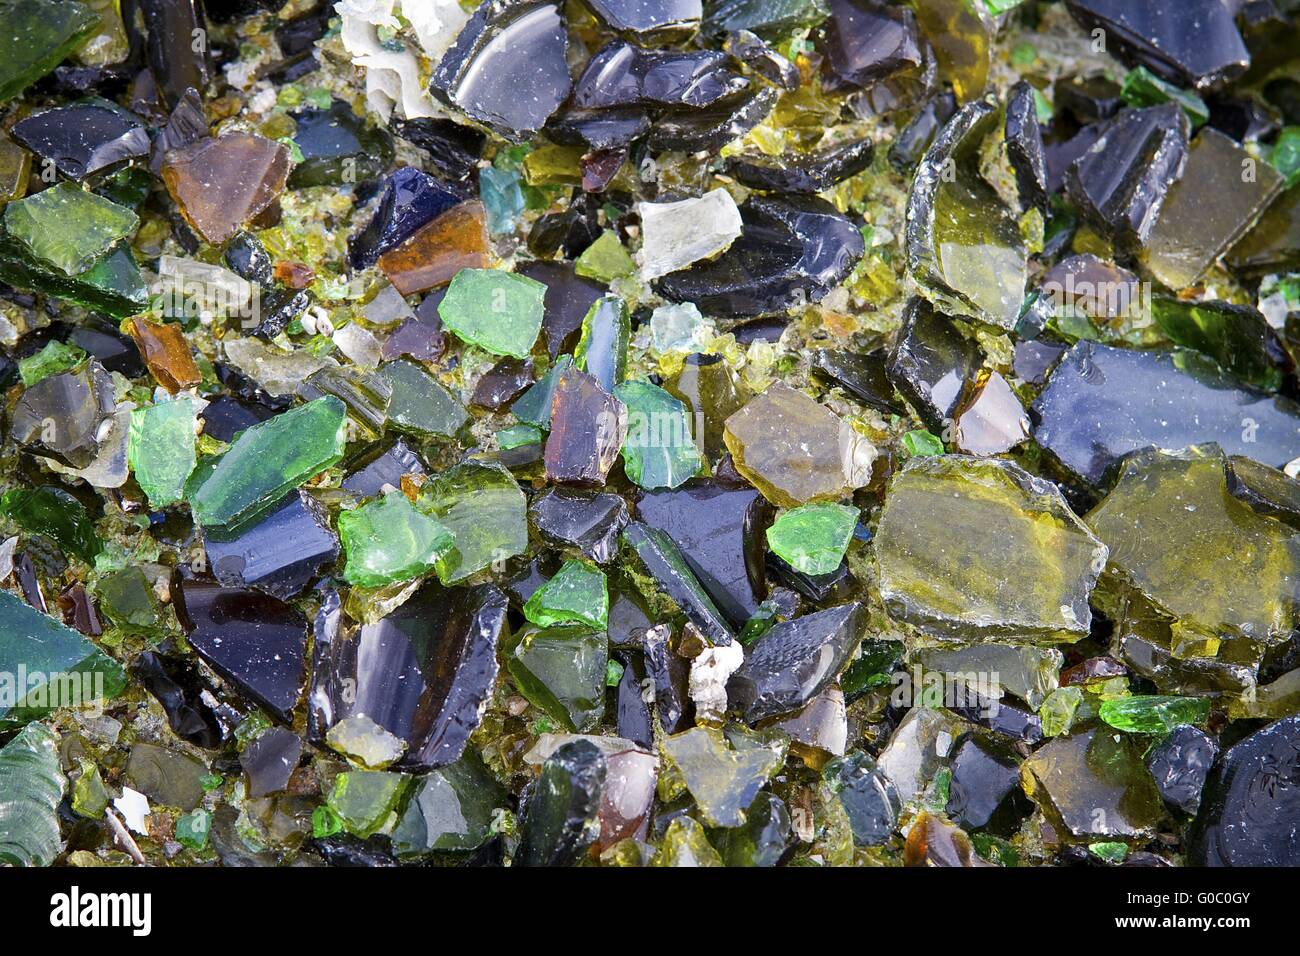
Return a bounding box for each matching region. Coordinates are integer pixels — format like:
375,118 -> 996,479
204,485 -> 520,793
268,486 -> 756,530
874,456 -> 1107,642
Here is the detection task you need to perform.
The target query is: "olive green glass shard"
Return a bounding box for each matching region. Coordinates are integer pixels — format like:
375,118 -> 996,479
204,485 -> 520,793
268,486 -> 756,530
0,240 -> 147,318
910,0 -> 993,104
417,460 -> 528,584
1020,727 -> 1164,842
188,397 -> 348,528
3,181 -> 137,275
662,727 -> 781,828
1151,297 -> 1284,391
128,397 -> 199,508
906,100 -> 1027,330
1086,445 -> 1300,646
0,0 -> 100,104
508,624 -> 608,732
874,455 -> 1108,642
523,558 -> 609,629
339,492 -> 457,588
326,770 -> 409,838
1140,128 -> 1284,291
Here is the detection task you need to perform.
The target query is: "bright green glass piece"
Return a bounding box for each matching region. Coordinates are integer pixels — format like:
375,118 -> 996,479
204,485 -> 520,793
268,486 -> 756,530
326,770 -> 409,838
1272,127 -> 1300,189
1099,695 -> 1211,735
1088,841 -> 1129,864
766,502 -> 858,575
377,359 -> 469,440
523,559 -> 609,629
0,0 -> 100,104
338,492 -> 456,588
1121,66 -> 1209,128
175,809 -> 211,850
0,485 -> 100,561
902,429 -> 945,457
418,460 -> 527,584
0,589 -> 125,728
574,229 -> 635,282
614,380 -> 701,490
3,182 -> 137,275
19,340 -> 85,386
508,624 -> 608,732
188,397 -> 348,528
437,268 -> 545,359
497,422 -> 543,449
128,397 -> 198,508
575,295 -> 630,391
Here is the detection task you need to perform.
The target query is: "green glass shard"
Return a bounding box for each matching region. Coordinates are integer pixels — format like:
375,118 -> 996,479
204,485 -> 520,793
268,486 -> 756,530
3,181 -> 137,275
326,770 -> 409,838
128,397 -> 198,508
1151,297 -> 1283,391
497,422 -> 543,449
574,230 -> 635,283
437,267 -> 546,359
417,460 -> 528,584
508,624 -> 608,732
1120,66 -> 1208,127
1271,127 -> 1300,190
0,240 -> 148,318
575,295 -> 630,390
0,589 -> 124,728
511,355 -> 574,428
766,502 -> 858,575
1099,695 -> 1210,734
0,485 -> 101,561
1088,841 -> 1129,864
0,723 -> 64,866
188,397 -> 348,528
1086,446 -> 1300,646
902,428 -> 945,457
875,455 -> 1108,641
703,0 -> 829,39
71,760 -> 109,819
391,752 -> 505,857
523,559 -> 609,629
662,726 -> 781,828
0,0 -> 100,104
652,817 -> 723,866
338,492 -> 456,588
175,809 -> 211,850
377,358 -> 468,440
614,380 -> 702,490
19,340 -> 85,386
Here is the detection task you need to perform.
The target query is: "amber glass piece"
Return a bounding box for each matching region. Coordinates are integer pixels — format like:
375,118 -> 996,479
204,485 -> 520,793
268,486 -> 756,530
378,200 -> 491,296
128,316 -> 201,392
161,133 -> 291,244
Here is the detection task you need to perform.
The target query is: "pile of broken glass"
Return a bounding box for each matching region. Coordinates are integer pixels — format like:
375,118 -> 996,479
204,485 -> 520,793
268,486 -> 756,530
1,0 -> 1299,869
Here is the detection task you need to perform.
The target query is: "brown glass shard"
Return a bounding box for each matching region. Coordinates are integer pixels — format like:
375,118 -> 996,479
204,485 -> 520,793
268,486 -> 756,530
544,366 -> 628,487
128,316 -> 201,392
378,200 -> 491,296
161,133 -> 290,244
